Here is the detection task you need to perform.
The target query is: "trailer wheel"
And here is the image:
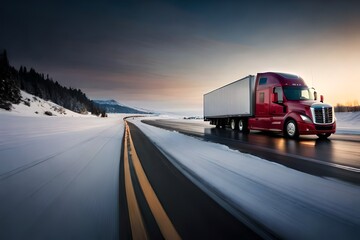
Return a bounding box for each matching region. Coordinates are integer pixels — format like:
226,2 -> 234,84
285,120 -> 299,139
230,119 -> 238,130
239,119 -> 250,134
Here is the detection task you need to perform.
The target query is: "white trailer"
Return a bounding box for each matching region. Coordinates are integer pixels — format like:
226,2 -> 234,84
204,75 -> 255,117
204,72 -> 336,138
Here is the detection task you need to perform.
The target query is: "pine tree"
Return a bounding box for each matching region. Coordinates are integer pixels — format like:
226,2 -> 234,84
0,50 -> 10,80
0,50 -> 21,110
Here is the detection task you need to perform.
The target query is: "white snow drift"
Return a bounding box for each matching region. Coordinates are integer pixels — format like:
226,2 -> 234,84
335,111 -> 360,134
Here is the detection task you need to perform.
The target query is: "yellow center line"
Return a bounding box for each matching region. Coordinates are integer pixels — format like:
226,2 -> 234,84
126,121 -> 182,240
124,124 -> 149,240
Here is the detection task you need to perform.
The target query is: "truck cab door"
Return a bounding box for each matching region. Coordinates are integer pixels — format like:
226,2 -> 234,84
256,91 -> 269,115
270,86 -> 285,130
254,89 -> 271,130
271,87 -> 285,114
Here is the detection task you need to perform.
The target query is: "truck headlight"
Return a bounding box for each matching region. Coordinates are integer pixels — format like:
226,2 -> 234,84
300,114 -> 312,123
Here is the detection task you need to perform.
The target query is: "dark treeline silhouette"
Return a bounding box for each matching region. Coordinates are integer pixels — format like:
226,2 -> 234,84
0,50 -> 106,116
335,105 -> 360,112
0,50 -> 21,110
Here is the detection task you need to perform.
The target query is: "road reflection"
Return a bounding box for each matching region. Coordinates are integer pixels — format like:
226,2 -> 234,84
204,127 -> 360,169
146,119 -> 360,169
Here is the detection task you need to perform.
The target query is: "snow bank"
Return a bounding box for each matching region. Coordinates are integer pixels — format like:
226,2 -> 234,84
336,112 -> 360,134
131,118 -> 360,239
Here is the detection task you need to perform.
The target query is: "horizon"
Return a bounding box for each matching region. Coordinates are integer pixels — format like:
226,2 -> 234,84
1,0 -> 360,116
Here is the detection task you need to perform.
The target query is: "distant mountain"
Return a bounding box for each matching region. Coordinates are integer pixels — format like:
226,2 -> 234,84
93,100 -> 151,114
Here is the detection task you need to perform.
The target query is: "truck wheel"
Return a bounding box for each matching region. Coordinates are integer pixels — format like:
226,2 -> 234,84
285,120 -> 299,139
215,119 -> 221,128
230,119 -> 238,130
239,119 -> 250,134
317,133 -> 331,139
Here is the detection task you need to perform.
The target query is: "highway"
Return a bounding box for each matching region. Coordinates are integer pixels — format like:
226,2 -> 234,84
142,119 -> 360,185
120,121 -> 265,239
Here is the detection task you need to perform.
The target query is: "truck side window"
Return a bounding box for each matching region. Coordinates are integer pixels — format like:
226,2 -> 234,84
259,78 -> 267,85
259,92 -> 265,103
274,87 -> 283,103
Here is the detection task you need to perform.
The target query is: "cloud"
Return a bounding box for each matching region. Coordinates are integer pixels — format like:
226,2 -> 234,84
1,0 -> 360,113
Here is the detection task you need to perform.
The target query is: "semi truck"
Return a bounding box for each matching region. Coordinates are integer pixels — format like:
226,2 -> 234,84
203,72 -> 336,139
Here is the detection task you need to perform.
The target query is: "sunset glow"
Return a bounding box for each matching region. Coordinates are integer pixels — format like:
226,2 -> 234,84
1,1 -> 359,115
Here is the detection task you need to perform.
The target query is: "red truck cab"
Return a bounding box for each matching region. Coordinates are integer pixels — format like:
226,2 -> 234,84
248,72 -> 336,138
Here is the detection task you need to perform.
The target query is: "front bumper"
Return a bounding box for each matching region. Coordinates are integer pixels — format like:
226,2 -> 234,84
298,121 -> 336,135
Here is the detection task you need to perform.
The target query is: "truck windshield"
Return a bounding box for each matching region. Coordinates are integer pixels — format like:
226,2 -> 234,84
283,86 -> 314,101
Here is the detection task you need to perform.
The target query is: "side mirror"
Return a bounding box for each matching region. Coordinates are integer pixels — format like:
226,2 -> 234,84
314,91 -> 317,101
320,95 -> 324,103
272,92 -> 278,103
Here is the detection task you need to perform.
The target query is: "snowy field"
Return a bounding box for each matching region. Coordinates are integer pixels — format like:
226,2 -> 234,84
130,118 -> 360,239
0,113 -> 124,239
335,111 -> 360,135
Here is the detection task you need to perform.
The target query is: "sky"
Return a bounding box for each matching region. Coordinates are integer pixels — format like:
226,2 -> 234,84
1,0 -> 360,115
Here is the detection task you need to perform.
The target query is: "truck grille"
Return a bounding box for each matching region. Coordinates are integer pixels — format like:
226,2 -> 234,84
313,107 -> 333,124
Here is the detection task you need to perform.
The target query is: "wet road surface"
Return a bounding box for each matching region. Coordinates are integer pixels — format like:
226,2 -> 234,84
143,119 -> 360,185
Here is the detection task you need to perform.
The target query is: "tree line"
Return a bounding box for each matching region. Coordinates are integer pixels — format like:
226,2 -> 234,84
334,105 -> 360,112
0,50 -> 106,116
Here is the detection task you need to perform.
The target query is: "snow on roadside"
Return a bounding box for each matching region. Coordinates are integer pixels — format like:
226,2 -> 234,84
130,118 -> 360,240
335,112 -> 360,134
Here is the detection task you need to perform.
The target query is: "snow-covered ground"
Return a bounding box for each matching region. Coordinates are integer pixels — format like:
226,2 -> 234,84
130,118 -> 360,239
0,90 -> 91,117
335,111 -> 360,134
0,113 -> 125,239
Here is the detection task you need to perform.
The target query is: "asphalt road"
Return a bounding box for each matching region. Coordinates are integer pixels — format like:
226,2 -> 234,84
120,121 -> 267,239
142,119 -> 360,185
